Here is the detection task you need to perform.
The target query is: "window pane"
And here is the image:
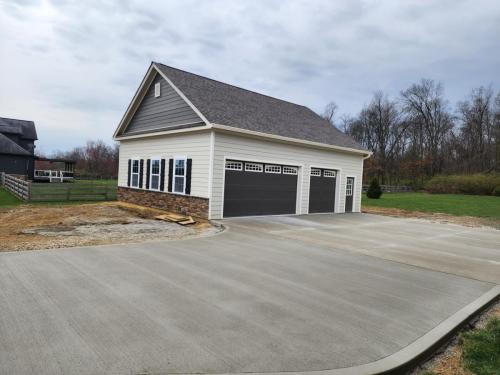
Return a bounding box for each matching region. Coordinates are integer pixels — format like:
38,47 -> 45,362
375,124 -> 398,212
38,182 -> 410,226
151,175 -> 159,190
132,174 -> 139,187
132,160 -> 139,173
175,159 -> 185,175
152,160 -> 160,174
174,176 -> 184,193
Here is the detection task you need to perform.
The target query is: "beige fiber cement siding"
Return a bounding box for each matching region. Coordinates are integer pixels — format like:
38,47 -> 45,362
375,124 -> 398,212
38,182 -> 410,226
118,131 -> 211,198
123,72 -> 204,135
210,132 -> 364,219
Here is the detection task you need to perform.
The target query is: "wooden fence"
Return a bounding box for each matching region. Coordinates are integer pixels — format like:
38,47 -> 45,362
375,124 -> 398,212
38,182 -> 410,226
30,182 -> 117,202
362,185 -> 413,193
1,173 -> 31,200
1,173 -> 117,202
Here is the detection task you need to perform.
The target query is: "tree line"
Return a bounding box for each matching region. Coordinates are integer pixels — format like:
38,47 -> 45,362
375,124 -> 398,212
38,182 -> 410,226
324,80 -> 500,186
42,140 -> 119,179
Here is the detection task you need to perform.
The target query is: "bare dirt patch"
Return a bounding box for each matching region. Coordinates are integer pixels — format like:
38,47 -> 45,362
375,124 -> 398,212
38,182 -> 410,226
0,202 -> 220,251
362,206 -> 499,230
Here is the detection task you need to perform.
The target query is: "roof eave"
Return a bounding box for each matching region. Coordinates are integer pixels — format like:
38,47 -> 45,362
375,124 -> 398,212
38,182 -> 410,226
211,123 -> 371,156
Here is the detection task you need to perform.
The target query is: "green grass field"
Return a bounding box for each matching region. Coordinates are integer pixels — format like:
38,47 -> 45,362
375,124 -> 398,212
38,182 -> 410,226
0,188 -> 22,207
362,192 -> 500,219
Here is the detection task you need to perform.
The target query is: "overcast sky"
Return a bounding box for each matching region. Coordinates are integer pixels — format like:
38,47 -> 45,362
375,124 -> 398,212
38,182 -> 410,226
1,0 -> 499,154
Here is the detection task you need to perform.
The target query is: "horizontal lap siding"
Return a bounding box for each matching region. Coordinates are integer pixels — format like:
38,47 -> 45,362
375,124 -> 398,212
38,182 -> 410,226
118,132 -> 211,198
124,73 -> 203,135
210,132 -> 364,219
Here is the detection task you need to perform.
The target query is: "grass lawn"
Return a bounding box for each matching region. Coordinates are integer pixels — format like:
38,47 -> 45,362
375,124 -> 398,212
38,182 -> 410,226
0,188 -> 22,207
362,192 -> 500,219
461,317 -> 500,375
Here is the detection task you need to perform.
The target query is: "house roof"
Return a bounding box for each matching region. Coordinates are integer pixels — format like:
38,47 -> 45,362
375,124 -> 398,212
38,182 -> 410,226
153,63 -> 366,151
0,133 -> 32,156
0,117 -> 38,140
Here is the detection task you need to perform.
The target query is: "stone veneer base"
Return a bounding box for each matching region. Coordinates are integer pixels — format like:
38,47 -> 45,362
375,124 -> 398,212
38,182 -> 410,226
117,186 -> 209,219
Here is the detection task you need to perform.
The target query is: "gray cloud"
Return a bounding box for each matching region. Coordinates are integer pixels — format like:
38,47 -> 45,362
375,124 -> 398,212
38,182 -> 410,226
0,0 -> 499,153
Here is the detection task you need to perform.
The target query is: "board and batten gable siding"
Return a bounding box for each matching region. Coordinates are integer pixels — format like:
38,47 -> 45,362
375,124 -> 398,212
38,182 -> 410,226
210,132 -> 364,219
122,73 -> 204,136
118,131 -> 211,198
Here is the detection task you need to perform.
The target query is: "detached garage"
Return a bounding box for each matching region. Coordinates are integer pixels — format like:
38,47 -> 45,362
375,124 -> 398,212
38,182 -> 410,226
114,62 -> 371,219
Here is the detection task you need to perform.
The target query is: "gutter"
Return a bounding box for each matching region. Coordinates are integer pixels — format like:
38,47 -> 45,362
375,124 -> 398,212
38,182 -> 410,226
211,123 -> 372,157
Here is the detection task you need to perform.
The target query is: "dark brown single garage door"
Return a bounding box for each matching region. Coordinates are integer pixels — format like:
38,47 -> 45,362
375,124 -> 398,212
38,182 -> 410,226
308,168 -> 336,213
223,160 -> 298,217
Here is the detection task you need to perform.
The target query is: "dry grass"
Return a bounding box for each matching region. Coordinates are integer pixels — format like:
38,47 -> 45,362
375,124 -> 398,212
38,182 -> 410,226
362,206 -> 500,229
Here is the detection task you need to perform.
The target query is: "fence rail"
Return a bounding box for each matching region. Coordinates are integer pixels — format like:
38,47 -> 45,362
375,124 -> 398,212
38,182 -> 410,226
1,173 -> 117,202
1,173 -> 31,200
30,182 -> 117,202
362,185 -> 413,193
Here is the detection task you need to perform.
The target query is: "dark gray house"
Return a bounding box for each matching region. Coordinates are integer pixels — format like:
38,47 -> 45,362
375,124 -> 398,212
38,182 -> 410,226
0,117 -> 37,178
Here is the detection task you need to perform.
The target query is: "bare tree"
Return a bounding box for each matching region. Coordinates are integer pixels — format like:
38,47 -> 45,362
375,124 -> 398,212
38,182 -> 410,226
457,86 -> 496,172
348,92 -> 407,183
322,101 -> 338,126
401,79 -> 454,175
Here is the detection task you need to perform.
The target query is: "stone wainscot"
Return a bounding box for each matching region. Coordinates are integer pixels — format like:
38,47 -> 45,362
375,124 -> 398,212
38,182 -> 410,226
118,187 -> 209,219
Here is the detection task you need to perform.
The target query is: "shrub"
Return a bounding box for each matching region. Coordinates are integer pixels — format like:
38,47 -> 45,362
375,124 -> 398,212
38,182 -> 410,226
425,174 -> 500,195
492,186 -> 500,196
366,178 -> 383,199
461,317 -> 500,375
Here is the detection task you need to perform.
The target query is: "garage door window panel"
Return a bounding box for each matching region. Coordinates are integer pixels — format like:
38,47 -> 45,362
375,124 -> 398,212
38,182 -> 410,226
283,166 -> 298,175
225,161 -> 243,171
265,165 -> 281,174
245,163 -> 263,172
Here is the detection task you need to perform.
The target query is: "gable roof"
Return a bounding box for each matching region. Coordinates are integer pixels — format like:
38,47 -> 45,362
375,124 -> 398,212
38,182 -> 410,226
0,133 -> 32,156
0,117 -> 38,140
154,63 -> 365,151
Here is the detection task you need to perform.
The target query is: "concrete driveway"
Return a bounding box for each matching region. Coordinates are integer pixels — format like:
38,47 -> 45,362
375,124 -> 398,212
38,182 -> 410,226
0,214 -> 498,375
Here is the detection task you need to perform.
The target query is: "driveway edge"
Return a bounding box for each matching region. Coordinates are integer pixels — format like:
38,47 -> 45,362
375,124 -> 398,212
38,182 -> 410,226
199,285 -> 500,375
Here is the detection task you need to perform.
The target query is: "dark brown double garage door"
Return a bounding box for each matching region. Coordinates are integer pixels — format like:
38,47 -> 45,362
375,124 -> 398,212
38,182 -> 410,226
223,160 -> 337,217
223,160 -> 298,217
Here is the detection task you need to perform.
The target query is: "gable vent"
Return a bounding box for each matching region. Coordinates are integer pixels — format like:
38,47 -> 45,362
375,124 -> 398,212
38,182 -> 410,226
154,82 -> 161,97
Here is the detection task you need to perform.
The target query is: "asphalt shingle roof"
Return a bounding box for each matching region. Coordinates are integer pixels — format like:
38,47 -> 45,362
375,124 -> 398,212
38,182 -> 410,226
0,133 -> 32,156
154,63 -> 365,151
0,117 -> 38,140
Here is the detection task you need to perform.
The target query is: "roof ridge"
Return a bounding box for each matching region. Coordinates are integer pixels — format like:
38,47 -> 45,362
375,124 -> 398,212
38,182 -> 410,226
153,62 -> 309,109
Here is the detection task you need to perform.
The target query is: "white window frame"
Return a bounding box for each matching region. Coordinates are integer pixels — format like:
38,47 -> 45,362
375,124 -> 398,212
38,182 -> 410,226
311,168 -> 321,176
154,82 -> 161,97
149,158 -> 161,191
265,164 -> 281,174
225,160 -> 243,171
173,156 -> 187,194
131,159 -> 140,188
282,166 -> 298,175
324,170 -> 336,178
245,162 -> 263,172
346,177 -> 354,196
